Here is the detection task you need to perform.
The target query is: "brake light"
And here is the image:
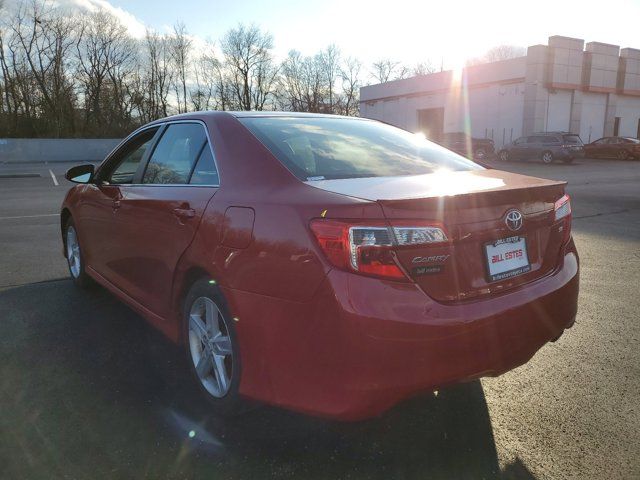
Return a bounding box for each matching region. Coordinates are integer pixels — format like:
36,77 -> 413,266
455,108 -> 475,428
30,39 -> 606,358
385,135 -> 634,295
310,220 -> 447,281
554,194 -> 572,244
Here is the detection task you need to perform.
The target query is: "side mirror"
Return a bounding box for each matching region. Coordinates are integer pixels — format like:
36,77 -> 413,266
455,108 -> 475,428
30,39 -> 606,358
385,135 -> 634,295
65,164 -> 95,184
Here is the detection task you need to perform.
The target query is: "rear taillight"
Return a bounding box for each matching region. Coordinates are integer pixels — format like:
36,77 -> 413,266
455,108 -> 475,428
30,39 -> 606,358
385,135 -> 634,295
554,194 -> 572,244
310,220 -> 447,281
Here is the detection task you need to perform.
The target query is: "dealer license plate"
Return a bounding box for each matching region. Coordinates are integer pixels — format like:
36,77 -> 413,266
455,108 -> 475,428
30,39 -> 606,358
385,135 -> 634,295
485,236 -> 531,282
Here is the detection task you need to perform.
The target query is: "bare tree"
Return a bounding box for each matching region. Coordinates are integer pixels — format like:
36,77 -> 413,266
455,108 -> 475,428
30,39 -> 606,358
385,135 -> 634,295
412,61 -> 437,76
278,50 -> 328,113
220,23 -> 277,111
75,11 -> 135,135
467,45 -> 526,66
339,56 -> 361,116
169,21 -> 192,113
140,30 -> 173,121
191,42 -> 234,111
9,0 -> 78,136
370,58 -> 410,84
320,44 -> 340,112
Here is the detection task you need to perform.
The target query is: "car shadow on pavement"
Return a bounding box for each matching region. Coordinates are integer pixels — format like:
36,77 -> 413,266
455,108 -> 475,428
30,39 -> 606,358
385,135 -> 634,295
0,279 -> 537,480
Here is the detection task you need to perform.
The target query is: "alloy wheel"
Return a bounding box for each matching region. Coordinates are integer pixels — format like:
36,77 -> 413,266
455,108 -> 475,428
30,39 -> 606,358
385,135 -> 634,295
66,226 -> 81,279
499,150 -> 509,161
542,152 -> 553,164
475,148 -> 486,160
617,150 -> 628,160
188,296 -> 233,398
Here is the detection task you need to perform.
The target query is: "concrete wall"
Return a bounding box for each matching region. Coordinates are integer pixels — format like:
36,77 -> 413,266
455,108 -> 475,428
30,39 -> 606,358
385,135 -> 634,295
0,138 -> 122,163
360,81 -> 525,148
616,95 -> 640,137
580,92 -> 608,142
360,57 -> 527,148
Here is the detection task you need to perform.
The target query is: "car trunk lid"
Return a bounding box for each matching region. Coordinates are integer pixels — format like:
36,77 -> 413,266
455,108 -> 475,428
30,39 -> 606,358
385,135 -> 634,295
306,169 -> 567,302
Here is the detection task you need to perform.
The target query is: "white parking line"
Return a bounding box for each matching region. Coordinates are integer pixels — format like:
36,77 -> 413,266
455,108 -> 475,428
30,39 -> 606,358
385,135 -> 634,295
49,169 -> 59,186
0,213 -> 60,220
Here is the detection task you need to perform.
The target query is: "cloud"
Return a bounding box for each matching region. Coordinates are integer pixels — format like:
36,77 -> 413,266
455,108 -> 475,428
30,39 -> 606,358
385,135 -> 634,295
67,0 -> 147,38
2,0 -> 148,38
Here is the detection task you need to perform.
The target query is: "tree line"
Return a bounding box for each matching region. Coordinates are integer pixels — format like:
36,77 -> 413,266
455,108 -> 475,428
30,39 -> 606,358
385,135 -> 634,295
0,1 -> 366,138
0,1 -> 524,138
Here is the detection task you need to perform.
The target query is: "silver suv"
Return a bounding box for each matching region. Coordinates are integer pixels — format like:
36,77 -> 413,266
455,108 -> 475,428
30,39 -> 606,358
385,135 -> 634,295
498,132 -> 585,164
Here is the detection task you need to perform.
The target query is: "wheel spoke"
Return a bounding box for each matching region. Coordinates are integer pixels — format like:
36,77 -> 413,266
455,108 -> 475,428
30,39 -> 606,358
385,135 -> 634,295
211,334 -> 232,355
195,352 -> 213,378
205,300 -> 221,336
189,314 -> 208,340
213,354 -> 229,393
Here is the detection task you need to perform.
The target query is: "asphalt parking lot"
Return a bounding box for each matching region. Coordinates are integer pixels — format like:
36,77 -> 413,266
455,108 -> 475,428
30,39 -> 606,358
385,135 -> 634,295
1,156 -> 639,479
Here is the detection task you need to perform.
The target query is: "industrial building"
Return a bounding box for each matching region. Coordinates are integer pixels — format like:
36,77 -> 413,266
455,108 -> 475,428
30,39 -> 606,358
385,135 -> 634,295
359,35 -> 640,148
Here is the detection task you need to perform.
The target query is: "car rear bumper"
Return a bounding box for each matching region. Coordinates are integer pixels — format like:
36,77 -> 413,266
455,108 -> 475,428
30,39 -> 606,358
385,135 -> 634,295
560,148 -> 585,159
226,240 -> 579,421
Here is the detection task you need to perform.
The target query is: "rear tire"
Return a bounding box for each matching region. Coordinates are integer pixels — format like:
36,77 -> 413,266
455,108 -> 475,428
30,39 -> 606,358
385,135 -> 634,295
541,151 -> 554,164
498,150 -> 509,162
474,148 -> 487,160
183,278 -> 245,416
64,217 -> 92,288
617,150 -> 630,160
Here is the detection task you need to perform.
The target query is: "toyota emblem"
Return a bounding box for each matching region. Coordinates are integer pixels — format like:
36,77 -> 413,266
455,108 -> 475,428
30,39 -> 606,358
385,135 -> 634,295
505,209 -> 523,231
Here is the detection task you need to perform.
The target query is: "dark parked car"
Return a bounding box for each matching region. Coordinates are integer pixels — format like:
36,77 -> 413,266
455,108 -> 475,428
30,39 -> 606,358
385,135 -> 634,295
583,136 -> 640,160
438,132 -> 495,160
498,132 -> 585,164
61,112 -> 578,420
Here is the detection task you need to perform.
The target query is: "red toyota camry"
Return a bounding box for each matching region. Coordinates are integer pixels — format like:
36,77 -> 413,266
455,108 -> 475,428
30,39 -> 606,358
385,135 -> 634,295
61,112 -> 579,420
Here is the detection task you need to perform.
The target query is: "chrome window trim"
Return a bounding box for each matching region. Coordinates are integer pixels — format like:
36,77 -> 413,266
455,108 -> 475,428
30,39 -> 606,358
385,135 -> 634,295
99,118 -> 221,188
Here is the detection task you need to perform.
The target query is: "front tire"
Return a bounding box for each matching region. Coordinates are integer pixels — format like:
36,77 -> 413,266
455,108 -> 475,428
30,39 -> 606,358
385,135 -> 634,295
184,278 -> 244,416
541,151 -> 554,164
498,150 -> 509,162
64,217 -> 92,288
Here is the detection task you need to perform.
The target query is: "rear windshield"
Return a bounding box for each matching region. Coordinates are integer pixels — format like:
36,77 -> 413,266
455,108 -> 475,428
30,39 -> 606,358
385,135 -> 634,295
563,134 -> 583,145
238,117 -> 482,181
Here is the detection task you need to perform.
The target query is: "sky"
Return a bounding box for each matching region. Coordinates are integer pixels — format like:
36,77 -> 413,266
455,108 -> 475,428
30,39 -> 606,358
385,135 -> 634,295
36,0 -> 640,70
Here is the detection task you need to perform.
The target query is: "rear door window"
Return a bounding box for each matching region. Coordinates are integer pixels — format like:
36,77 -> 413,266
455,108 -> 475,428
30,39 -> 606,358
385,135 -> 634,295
143,123 -> 207,184
189,143 -> 219,185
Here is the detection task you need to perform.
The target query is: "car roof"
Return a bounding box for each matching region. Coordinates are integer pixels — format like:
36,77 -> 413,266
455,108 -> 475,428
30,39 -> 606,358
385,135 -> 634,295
228,111 -> 360,119
169,110 -> 367,119
144,110 -> 374,128
532,131 -> 578,135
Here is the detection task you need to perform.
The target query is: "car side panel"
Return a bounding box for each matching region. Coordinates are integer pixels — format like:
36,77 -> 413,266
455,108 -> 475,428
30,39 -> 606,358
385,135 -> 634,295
71,183 -> 125,279
109,185 -> 217,321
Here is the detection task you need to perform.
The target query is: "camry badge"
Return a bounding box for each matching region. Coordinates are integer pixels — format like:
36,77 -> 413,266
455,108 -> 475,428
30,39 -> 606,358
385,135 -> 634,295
505,209 -> 523,231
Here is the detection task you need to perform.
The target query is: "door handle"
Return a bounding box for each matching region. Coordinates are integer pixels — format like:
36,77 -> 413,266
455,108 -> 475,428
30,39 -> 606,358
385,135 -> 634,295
173,207 -> 196,220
